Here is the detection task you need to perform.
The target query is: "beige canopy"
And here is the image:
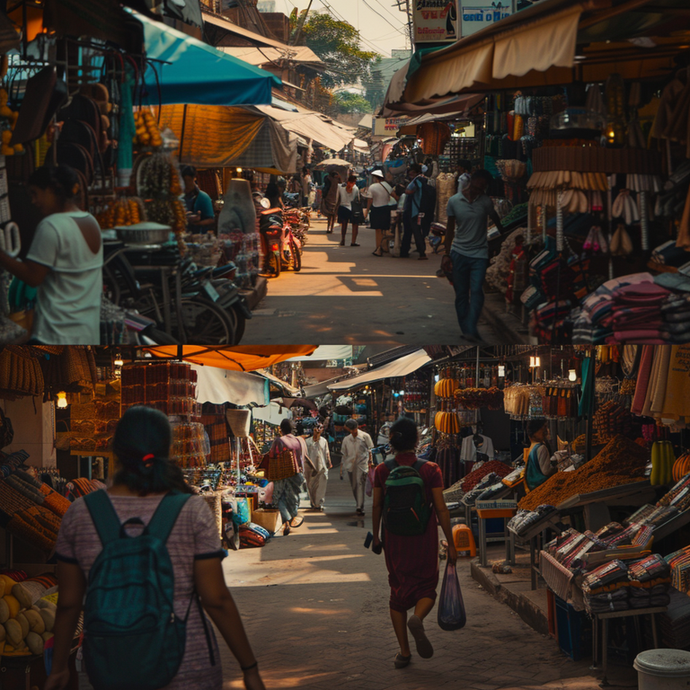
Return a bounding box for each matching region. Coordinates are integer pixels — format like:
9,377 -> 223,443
387,0 -> 690,111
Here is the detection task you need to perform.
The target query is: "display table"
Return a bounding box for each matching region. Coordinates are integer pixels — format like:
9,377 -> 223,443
510,511 -> 563,590
476,505 -> 517,567
592,606 -> 666,687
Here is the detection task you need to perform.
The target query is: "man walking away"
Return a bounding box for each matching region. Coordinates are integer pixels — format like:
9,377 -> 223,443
441,169 -> 504,343
400,165 -> 428,260
305,423 -> 331,510
340,419 -> 374,515
269,419 -> 305,536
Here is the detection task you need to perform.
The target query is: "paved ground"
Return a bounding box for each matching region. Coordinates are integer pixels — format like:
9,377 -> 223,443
217,476 -> 633,690
242,218 -> 505,345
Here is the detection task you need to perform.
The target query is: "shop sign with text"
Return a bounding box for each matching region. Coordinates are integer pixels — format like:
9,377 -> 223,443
460,0 -> 513,37
413,0 -> 459,45
374,117 -> 407,137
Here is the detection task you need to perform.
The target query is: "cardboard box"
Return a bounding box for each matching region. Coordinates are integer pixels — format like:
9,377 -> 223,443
250,508 -> 283,534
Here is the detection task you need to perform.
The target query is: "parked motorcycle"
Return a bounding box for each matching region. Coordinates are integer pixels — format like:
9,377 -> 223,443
259,206 -> 301,277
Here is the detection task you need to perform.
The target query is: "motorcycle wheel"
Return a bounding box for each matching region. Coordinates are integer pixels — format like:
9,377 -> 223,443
225,304 -> 247,345
177,297 -> 236,344
289,239 -> 301,272
102,265 -> 121,306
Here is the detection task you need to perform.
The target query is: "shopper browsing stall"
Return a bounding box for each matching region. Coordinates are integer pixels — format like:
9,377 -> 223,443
182,165 -> 215,233
269,419 -> 305,536
0,166 -> 103,345
525,418 -> 560,491
372,418 -> 457,669
340,418 -> 374,515
441,170 -> 505,342
46,406 -> 265,690
305,423 -> 331,511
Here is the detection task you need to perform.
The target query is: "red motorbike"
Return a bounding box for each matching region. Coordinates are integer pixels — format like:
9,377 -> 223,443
259,207 -> 301,278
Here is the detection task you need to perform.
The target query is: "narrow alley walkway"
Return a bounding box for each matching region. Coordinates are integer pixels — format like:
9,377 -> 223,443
243,219 -> 507,345
218,474 -> 620,690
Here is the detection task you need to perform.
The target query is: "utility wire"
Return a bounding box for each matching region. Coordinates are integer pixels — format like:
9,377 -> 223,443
362,0 -> 406,35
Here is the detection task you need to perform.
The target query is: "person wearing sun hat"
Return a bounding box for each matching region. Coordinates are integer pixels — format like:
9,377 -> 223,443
366,169 -> 398,256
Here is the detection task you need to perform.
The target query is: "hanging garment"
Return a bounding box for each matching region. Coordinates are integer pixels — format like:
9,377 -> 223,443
656,346 -> 690,423
417,121 -> 451,156
460,435 -> 495,463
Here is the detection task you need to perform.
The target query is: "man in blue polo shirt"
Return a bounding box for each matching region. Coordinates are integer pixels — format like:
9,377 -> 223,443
441,169 -> 504,342
181,165 -> 215,233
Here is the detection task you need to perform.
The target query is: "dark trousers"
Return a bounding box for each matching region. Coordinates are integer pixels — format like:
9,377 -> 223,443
451,250 -> 489,337
401,212 -> 426,257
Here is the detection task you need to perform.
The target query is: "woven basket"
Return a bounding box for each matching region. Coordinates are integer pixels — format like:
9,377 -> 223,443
258,449 -> 299,482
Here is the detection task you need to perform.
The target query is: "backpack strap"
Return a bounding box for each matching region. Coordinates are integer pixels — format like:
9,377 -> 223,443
146,493 -> 192,543
384,458 -> 398,471
413,460 -> 427,472
84,490 -> 122,547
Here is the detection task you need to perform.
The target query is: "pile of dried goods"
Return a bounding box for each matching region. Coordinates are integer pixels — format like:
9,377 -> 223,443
461,460 -> 512,493
519,435 -> 648,511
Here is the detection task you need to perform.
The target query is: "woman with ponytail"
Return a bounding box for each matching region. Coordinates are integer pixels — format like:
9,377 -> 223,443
372,417 -> 457,670
47,407 -> 265,690
0,165 -> 103,344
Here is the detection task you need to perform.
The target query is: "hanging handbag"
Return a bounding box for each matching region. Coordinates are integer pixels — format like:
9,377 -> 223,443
257,447 -> 299,482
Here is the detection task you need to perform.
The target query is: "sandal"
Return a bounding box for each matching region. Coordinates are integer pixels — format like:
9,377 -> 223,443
408,615 -> 434,659
372,251 -> 383,257
394,654 -> 411,669
351,243 -> 360,247
339,241 -> 345,246
290,516 -> 304,528
283,522 -> 291,536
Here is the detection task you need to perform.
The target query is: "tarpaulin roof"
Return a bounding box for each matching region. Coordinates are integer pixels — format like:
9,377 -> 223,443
132,9 -> 280,106
219,45 -> 323,69
328,349 -> 431,392
387,0 -> 690,110
192,365 -> 269,406
257,105 -> 356,151
157,104 -> 296,173
286,345 -> 353,361
147,346 -> 317,371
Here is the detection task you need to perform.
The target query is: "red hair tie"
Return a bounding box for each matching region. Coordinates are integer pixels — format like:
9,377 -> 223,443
142,454 -> 155,467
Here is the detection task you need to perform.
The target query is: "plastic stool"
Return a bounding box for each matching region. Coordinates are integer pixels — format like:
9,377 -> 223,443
452,523 -> 476,558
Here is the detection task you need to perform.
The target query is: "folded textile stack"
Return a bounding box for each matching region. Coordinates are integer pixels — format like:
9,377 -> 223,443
508,505 -> 557,536
660,293 -> 690,342
658,589 -> 690,648
652,240 -> 689,267
583,560 -> 631,614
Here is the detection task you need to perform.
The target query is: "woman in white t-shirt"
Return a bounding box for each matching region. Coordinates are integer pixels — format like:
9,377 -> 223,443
336,174 -> 362,247
365,170 -> 398,256
0,166 -> 103,344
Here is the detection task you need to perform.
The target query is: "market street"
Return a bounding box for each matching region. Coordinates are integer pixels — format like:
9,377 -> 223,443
243,218 -> 506,345
218,475 -> 620,690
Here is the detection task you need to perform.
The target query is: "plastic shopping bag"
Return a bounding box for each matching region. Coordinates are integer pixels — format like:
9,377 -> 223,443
365,467 -> 376,497
437,562 -> 467,631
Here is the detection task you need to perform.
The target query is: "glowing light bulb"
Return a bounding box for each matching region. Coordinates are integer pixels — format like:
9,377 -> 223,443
498,365 -> 505,378
569,369 -> 577,382
56,392 -> 68,409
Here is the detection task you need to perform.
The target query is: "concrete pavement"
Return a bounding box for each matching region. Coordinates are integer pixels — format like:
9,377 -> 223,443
217,475 -> 630,690
243,218 -> 506,345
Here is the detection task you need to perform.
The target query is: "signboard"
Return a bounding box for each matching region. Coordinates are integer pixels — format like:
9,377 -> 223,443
460,0 -> 513,37
374,117 -> 407,137
413,0 -> 459,45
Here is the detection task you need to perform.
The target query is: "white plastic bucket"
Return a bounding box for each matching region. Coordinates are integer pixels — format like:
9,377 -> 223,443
634,649 -> 690,690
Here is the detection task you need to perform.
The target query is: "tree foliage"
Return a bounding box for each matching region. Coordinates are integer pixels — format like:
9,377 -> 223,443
333,91 -> 372,115
298,13 -> 379,89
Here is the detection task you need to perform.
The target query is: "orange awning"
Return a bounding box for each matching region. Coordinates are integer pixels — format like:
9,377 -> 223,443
147,345 -> 317,372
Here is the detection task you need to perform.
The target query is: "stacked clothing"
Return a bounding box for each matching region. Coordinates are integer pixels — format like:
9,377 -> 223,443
660,293 -> 690,342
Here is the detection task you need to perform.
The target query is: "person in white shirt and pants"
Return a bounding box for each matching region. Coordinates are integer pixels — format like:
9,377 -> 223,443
305,424 -> 332,510
340,419 -> 374,515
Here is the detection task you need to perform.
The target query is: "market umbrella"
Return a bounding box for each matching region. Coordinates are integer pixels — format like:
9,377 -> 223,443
130,10 -> 281,106
314,158 -> 352,181
146,345 -> 317,372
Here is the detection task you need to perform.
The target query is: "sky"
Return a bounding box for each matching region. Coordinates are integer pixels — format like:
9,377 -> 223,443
277,0 -> 410,58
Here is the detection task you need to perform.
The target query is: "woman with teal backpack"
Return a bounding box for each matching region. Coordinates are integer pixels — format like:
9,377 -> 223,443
372,417 -> 457,670
525,418 -> 559,491
46,406 -> 265,690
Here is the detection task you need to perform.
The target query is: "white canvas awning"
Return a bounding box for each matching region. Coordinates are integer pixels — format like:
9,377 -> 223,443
252,401 -> 291,426
328,349 -> 431,392
192,365 -> 268,406
287,345 -> 353,362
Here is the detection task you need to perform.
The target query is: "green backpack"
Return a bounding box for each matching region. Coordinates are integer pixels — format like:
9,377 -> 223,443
383,459 -> 431,536
83,490 -> 209,690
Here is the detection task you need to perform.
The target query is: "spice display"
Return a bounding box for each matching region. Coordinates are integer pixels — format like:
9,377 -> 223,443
454,387 -> 504,410
461,460 -> 512,492
518,435 -> 648,511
